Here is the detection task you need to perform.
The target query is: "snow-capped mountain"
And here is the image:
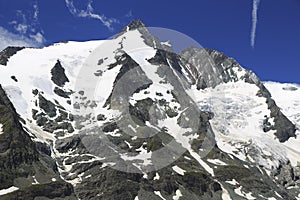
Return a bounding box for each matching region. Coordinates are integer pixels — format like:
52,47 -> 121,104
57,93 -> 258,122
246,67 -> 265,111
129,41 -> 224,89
0,20 -> 299,200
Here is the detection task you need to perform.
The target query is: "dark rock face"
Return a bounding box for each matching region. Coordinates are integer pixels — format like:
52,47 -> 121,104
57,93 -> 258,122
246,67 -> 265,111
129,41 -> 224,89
97,114 -> 106,121
104,52 -> 150,108
0,46 -> 24,66
75,168 -> 142,200
54,87 -> 72,98
11,75 -> 18,82
51,60 -> 70,87
1,182 -> 76,200
38,94 -> 57,117
127,20 -> 146,31
266,98 -> 296,142
129,98 -> 154,124
35,141 -> 52,156
0,85 -> 76,199
180,48 -> 237,89
180,47 -> 296,142
0,85 -> 39,188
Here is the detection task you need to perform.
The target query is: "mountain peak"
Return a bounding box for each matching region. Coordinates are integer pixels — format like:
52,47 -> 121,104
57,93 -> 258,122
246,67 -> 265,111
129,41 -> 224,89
127,20 -> 146,30
116,20 -> 148,39
0,24 -> 299,199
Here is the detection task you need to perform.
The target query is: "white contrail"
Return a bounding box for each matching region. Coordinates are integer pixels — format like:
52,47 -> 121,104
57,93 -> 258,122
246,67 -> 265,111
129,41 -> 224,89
65,0 -> 118,30
251,0 -> 260,48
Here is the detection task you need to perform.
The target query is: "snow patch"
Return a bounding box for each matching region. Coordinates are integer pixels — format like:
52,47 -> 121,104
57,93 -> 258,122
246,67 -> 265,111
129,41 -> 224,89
153,172 -> 160,180
0,186 -> 19,196
225,179 -> 239,186
161,41 -> 172,47
220,184 -> 232,200
154,191 -> 166,200
172,165 -> 186,176
32,176 -> 39,185
234,186 -> 255,200
172,189 -> 183,200
207,159 -> 227,166
184,156 -> 191,160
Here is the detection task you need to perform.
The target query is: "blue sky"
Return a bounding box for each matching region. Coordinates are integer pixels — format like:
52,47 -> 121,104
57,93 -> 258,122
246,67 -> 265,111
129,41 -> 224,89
0,0 -> 299,83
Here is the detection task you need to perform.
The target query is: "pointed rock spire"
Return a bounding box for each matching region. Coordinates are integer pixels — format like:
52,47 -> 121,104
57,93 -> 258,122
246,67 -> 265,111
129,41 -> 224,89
127,20 -> 146,31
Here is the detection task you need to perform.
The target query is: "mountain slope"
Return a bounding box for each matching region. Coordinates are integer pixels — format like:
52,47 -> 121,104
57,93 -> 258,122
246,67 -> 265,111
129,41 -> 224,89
0,85 -> 76,199
0,21 -> 299,199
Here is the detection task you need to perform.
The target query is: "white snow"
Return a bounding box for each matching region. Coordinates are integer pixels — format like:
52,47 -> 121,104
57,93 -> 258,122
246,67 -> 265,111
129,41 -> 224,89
172,189 -> 183,200
130,82 -> 177,108
4,86 -> 28,115
120,144 -> 152,169
94,64 -> 122,107
264,82 -> 300,126
234,186 -> 255,200
232,67 -> 246,80
104,130 -> 122,137
225,179 -> 239,186
153,172 -> 160,180
143,173 -> 148,179
122,30 -> 157,68
161,41 -> 172,47
132,136 -> 138,140
0,29 -> 215,183
157,116 -> 214,176
192,81 -> 290,171
0,186 -> 19,196
274,191 -> 283,199
284,138 -> 300,167
207,159 -> 227,166
32,176 -> 39,185
124,140 -> 133,149
1,41 -> 103,121
128,125 -> 137,133
172,165 -> 186,176
184,156 -> 191,160
189,151 -> 214,176
154,191 -> 166,200
265,82 -> 300,167
220,185 -> 232,200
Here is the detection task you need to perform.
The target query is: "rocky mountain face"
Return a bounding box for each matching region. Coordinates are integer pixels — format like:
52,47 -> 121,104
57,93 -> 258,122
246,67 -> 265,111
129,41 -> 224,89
180,47 -> 296,142
0,47 -> 24,66
0,21 -> 299,200
0,86 -> 75,199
